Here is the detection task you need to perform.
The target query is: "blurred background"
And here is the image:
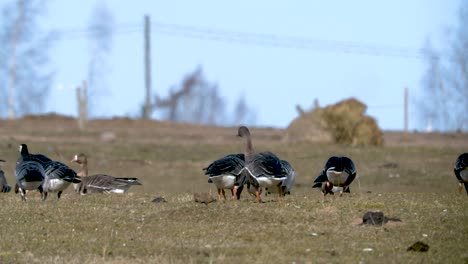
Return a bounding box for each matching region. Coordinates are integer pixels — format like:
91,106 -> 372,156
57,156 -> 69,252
0,0 -> 466,132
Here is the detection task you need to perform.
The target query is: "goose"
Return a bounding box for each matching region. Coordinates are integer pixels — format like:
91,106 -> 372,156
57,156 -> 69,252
454,153 -> 468,195
70,153 -> 142,194
313,156 -> 357,196
265,159 -> 296,196
18,144 -> 80,200
0,159 -> 11,193
42,161 -> 81,200
15,144 -> 46,201
237,126 -> 288,203
203,153 -> 245,201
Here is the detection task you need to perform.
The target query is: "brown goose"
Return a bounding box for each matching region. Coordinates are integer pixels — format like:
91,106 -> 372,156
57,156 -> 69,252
237,126 -> 289,203
70,153 -> 141,195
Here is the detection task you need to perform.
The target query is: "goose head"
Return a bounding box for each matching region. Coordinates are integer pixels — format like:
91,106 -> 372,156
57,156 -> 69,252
70,153 -> 88,192
18,144 -> 29,155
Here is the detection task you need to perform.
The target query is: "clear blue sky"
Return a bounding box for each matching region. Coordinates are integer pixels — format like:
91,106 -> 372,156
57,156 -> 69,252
43,0 -> 461,130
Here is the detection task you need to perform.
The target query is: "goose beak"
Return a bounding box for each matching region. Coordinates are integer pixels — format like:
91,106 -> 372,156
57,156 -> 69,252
70,155 -> 78,163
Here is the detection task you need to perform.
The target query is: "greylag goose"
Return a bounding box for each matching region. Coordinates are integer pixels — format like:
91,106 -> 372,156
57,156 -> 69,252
454,153 -> 468,195
15,144 -> 46,201
18,144 -> 80,200
237,126 -> 288,203
203,153 -> 245,201
0,159 -> 11,193
70,153 -> 142,194
313,156 -> 357,196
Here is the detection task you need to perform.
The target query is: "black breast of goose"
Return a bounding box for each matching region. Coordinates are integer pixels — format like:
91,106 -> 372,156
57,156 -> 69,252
454,153 -> 468,195
70,153 -> 141,195
203,153 -> 245,201
313,156 -> 357,196
0,159 -> 11,193
15,144 -> 46,201
238,126 -> 288,203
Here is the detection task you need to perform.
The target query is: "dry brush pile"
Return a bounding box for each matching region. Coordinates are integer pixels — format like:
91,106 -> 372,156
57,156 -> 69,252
286,98 -> 384,146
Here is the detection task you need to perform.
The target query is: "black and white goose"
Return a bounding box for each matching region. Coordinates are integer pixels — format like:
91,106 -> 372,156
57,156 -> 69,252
454,153 -> 468,195
313,156 -> 357,196
18,144 -> 80,200
70,153 -> 142,194
42,160 -> 81,200
15,144 -> 46,201
203,153 -> 245,201
0,159 -> 11,193
237,126 -> 288,203
265,159 -> 296,196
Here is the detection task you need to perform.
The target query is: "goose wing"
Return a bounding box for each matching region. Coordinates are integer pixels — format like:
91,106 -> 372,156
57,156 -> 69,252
44,161 -> 79,182
15,160 -> 45,183
280,159 -> 296,194
313,171 -> 328,188
454,153 -> 468,182
0,170 -> 11,193
248,151 -> 287,179
203,153 -> 245,176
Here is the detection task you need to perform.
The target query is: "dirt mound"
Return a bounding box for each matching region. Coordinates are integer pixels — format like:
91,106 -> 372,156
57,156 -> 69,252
286,98 -> 384,146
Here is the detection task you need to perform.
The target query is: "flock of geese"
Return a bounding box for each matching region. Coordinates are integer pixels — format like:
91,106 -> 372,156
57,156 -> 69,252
0,126 -> 467,201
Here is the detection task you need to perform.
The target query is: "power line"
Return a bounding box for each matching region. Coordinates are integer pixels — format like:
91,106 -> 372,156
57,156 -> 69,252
53,21 -> 424,59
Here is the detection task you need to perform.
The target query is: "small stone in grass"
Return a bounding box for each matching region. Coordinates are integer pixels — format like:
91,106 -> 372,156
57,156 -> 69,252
407,241 -> 429,252
193,192 -> 216,204
152,197 -> 167,203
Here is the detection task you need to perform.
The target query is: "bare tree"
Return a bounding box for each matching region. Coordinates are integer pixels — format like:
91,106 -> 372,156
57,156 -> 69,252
420,2 -> 468,131
155,67 -> 226,125
232,95 -> 256,126
0,0 -> 54,118
87,2 -> 114,117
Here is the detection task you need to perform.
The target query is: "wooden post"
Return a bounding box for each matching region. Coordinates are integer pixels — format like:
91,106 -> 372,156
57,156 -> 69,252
404,87 -> 408,133
76,81 -> 88,131
142,14 -> 152,119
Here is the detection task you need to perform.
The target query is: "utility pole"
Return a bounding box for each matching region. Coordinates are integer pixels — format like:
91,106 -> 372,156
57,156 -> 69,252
404,87 -> 408,133
142,15 -> 152,119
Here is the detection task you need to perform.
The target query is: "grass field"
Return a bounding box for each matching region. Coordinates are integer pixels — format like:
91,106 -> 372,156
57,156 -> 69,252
0,116 -> 467,263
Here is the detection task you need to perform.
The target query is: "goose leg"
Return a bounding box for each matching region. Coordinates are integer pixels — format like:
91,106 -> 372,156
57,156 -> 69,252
221,189 -> 227,200
20,188 -> 26,201
255,189 -> 262,203
217,188 -> 222,201
277,185 -> 283,202
233,186 -> 238,200
57,191 -> 63,200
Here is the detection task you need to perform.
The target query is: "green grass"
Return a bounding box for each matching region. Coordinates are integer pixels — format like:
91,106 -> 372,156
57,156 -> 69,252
0,118 -> 467,263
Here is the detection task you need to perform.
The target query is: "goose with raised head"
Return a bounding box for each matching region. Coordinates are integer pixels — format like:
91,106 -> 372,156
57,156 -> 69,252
313,156 -> 357,196
0,159 -> 11,193
70,153 -> 142,194
203,153 -> 245,201
237,126 -> 288,203
15,144 -> 46,201
454,153 -> 468,195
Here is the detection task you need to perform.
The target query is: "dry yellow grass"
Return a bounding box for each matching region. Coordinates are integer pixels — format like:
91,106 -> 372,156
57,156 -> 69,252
0,116 -> 467,263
